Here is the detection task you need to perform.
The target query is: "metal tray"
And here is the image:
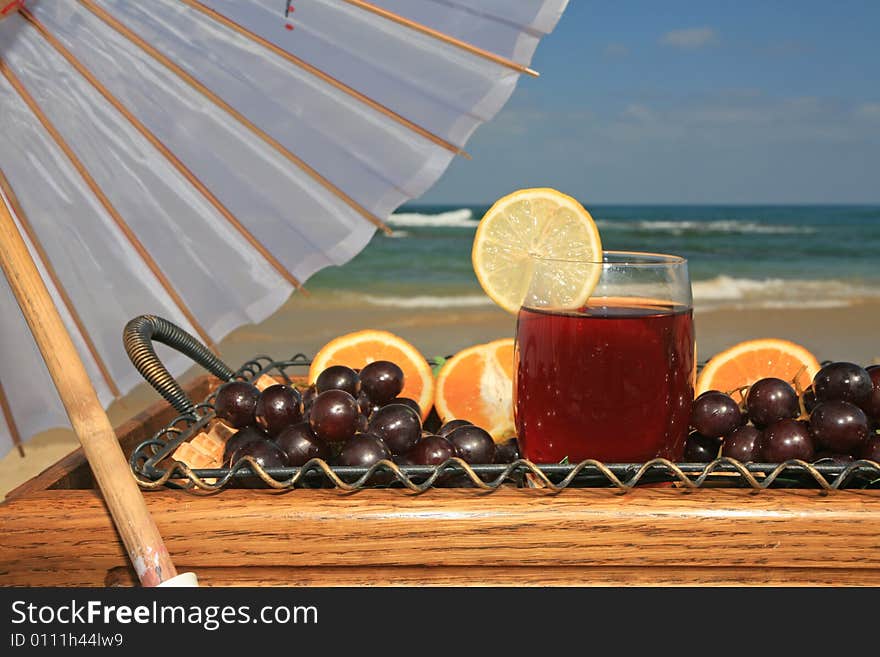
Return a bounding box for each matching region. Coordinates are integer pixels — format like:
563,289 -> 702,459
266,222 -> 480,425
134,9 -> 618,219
128,353 -> 880,493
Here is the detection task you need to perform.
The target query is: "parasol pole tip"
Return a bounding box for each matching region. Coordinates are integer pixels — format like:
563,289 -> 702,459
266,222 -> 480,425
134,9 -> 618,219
157,572 -> 200,587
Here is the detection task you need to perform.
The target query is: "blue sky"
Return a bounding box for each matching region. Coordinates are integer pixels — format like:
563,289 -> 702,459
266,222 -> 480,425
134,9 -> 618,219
421,1 -> 880,205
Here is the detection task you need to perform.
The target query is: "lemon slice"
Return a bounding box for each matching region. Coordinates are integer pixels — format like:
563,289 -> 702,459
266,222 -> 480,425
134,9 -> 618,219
472,188 -> 603,314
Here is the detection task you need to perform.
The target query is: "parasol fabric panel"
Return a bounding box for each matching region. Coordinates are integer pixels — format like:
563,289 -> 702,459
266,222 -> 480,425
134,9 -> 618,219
197,0 -> 569,144
0,0 -> 568,458
0,73 -> 206,397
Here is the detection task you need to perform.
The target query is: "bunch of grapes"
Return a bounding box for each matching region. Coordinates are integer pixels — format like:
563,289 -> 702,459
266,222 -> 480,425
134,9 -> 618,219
685,362 -> 880,464
211,361 -> 519,486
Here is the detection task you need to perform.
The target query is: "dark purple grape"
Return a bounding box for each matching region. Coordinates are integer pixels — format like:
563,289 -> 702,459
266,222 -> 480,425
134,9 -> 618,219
860,435 -> 880,461
357,391 -> 381,417
493,437 -> 521,464
393,451 -> 416,466
437,419 -> 473,438
230,437 -> 288,467
230,439 -> 289,487
696,389 -> 722,399
386,397 -> 421,418
336,433 -> 391,467
813,452 -> 855,466
860,366 -> 880,420
302,385 -> 318,414
222,426 -> 267,465
761,419 -> 815,462
315,365 -> 361,397
746,378 -> 799,428
809,400 -> 869,454
309,390 -> 360,443
368,403 -> 421,455
404,435 -> 455,466
813,362 -> 873,406
683,432 -> 721,462
447,425 -> 495,464
690,392 -> 742,438
359,360 -> 404,404
275,421 -> 330,466
214,381 -> 261,428
254,384 -> 302,437
802,386 -> 818,414
721,425 -> 762,463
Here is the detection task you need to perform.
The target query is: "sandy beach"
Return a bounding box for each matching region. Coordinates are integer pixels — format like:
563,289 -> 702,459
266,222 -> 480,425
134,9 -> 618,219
2,292 -> 878,500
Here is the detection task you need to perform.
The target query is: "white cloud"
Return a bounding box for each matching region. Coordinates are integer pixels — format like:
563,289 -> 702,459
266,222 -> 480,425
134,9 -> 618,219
855,103 -> 880,119
660,27 -> 719,49
422,91 -> 880,204
622,103 -> 655,123
603,43 -> 629,58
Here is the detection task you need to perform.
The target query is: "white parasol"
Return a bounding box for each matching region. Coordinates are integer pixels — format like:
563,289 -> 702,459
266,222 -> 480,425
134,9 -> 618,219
0,0 -> 567,584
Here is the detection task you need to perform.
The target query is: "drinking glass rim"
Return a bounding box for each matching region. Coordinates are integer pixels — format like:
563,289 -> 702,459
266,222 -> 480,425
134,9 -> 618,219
528,250 -> 687,266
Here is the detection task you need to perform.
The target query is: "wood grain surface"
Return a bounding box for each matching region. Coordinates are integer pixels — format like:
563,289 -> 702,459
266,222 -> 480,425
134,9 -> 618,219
103,565 -> 880,588
2,488 -> 879,586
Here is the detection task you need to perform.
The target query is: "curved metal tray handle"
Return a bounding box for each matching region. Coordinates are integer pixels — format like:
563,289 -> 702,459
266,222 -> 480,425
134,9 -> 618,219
123,315 -> 235,415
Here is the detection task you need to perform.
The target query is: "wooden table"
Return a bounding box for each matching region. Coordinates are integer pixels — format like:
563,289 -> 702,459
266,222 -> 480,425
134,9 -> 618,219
2,376 -> 879,587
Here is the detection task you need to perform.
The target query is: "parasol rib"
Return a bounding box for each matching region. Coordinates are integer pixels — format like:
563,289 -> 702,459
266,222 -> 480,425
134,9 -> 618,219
0,189 -> 179,586
340,0 -> 540,77
0,167 -> 121,398
177,0 -> 470,159
77,0 -> 392,236
19,8 -> 305,293
0,379 -> 24,457
0,57 -> 216,349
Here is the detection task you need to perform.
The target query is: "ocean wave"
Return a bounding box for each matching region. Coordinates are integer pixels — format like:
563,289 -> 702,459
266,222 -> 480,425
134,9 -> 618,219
596,219 -> 816,235
361,294 -> 493,309
693,275 -> 880,310
388,208 -> 476,228
317,277 -> 877,313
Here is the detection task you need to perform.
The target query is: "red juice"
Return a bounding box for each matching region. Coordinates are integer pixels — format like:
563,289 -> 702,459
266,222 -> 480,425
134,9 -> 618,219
514,299 -> 694,463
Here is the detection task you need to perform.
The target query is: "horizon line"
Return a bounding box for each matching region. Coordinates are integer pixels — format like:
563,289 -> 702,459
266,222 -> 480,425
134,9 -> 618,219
401,201 -> 880,208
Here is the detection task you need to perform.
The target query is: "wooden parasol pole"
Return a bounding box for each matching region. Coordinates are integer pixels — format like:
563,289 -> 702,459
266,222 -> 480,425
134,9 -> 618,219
0,190 -> 180,586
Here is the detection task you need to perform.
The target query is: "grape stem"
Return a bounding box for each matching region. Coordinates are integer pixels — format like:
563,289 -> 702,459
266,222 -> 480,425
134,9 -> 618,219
791,364 -> 810,420
726,385 -> 750,408
791,364 -> 809,395
796,396 -> 809,420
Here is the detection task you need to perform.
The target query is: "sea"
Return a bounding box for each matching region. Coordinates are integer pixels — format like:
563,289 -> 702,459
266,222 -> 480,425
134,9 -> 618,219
306,205 -> 880,313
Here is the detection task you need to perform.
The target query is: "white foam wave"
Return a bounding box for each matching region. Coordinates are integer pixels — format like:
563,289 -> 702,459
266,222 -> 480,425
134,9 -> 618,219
597,219 -> 815,235
693,275 -> 880,311
324,277 -> 877,313
362,294 -> 493,309
388,208 -> 475,228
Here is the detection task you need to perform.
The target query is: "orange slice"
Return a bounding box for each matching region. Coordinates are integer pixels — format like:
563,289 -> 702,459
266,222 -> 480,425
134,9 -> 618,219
434,338 -> 515,442
309,330 -> 434,422
696,338 -> 821,401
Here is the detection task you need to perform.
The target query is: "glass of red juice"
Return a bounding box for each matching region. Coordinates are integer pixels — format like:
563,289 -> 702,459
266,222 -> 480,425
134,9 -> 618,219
515,251 -> 694,463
